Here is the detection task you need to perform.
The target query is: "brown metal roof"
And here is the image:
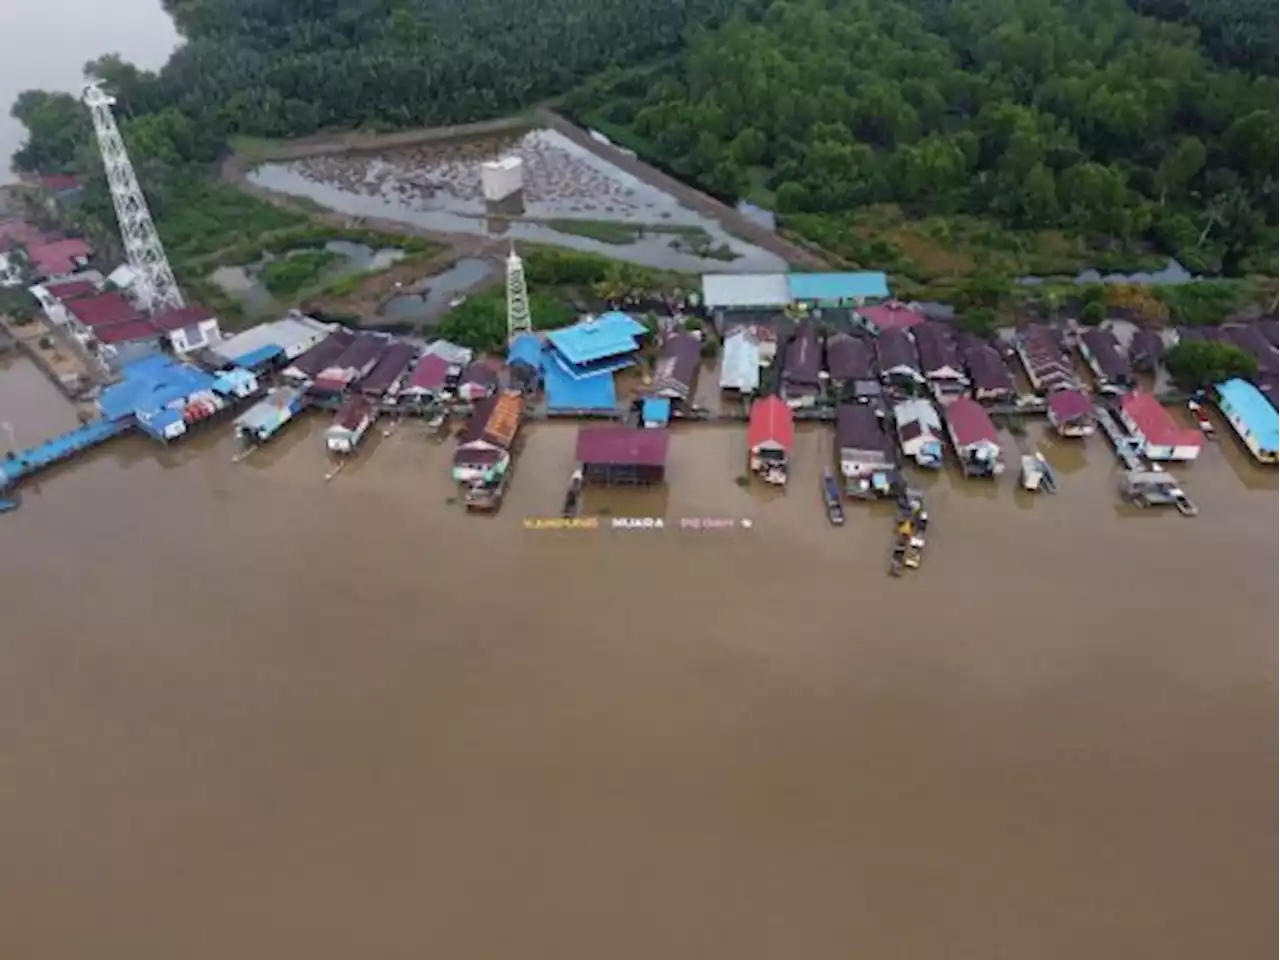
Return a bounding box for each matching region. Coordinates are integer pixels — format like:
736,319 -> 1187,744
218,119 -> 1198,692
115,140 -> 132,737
913,322 -> 962,377
650,333 -> 701,398
836,403 -> 893,453
575,426 -> 669,466
333,394 -> 374,431
289,329 -> 355,378
825,333 -> 875,380
359,341 -> 418,395
458,391 -> 523,449
962,341 -> 1014,393
876,328 -> 919,372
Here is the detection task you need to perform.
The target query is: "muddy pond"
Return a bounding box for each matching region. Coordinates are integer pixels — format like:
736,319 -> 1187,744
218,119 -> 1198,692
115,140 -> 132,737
247,128 -> 789,273
376,257 -> 495,327
209,240 -> 406,316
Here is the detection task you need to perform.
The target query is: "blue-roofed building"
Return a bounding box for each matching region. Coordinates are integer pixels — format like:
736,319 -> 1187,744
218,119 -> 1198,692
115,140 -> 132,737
642,397 -> 671,428
544,361 -> 617,415
507,332 -> 544,394
787,272 -> 890,306
1216,378 -> 1279,463
545,312 -> 646,380
98,354 -> 229,442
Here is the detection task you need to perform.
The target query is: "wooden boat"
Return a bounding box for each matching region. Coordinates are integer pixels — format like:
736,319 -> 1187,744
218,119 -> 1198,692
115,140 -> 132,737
821,468 -> 845,526
562,467 -> 584,518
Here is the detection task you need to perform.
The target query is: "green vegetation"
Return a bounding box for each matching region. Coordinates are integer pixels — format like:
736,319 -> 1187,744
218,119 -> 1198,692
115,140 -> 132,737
547,219 -> 646,245
259,249 -> 345,296
435,290 -> 576,354
568,0 -> 1277,279
1154,280 -> 1262,326
1164,340 -> 1258,389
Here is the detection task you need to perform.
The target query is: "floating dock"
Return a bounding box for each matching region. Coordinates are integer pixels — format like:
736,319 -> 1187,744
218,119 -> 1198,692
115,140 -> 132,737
1,417 -> 132,490
1095,403 -> 1145,470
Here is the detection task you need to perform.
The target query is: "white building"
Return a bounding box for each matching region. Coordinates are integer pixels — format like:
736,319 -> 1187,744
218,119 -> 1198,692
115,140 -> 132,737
481,156 -> 524,202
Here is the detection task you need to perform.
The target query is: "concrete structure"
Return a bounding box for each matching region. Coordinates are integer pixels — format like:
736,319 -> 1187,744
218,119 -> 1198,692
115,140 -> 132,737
481,156 -> 524,203
576,426 -> 668,485
1215,378 -> 1279,464
747,395 -> 794,485
836,403 -> 895,495
1120,391 -> 1202,462
893,398 -> 944,469
946,397 -> 1004,478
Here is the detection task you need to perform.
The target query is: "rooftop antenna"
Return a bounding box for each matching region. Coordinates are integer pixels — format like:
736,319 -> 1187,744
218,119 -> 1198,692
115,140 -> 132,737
82,82 -> 184,313
506,243 -> 531,342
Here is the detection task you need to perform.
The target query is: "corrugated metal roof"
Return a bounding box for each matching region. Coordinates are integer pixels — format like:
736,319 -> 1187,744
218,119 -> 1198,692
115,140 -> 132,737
1218,379 -> 1279,449
825,334 -> 874,380
421,339 -> 473,365
876,329 -> 919,373
404,354 -> 451,392
788,272 -> 889,302
235,386 -> 306,432
1080,328 -> 1130,379
66,292 -> 139,328
545,363 -> 616,412
836,403 -> 892,452
507,333 -> 543,368
650,333 -> 700,399
94,319 -> 160,345
719,330 -> 761,391
1123,391 -> 1201,449
701,273 -> 790,309
287,329 -> 355,378
359,341 -> 418,395
946,396 -> 1000,447
748,395 -> 795,451
546,312 -> 645,366
784,321 -> 821,384
575,426 -> 669,466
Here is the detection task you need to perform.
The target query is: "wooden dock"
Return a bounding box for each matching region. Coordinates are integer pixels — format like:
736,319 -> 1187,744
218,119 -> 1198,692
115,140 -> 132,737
1095,403 -> 1145,470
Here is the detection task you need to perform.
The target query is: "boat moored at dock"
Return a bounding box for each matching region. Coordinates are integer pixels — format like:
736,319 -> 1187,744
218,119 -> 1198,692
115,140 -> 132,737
1020,451 -> 1058,493
821,468 -> 845,526
325,395 -> 377,455
1120,468 -> 1198,516
234,386 -> 309,447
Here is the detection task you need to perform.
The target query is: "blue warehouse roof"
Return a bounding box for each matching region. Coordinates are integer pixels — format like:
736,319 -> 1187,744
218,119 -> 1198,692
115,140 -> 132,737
99,354 -> 219,422
544,362 -> 617,413
507,333 -> 543,369
546,312 -> 646,367
787,272 -> 889,302
1218,378 -> 1280,447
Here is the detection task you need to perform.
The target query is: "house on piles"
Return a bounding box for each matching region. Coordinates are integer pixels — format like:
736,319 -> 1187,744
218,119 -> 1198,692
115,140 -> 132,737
913,321 -> 968,403
1120,391 -> 1202,462
649,332 -> 701,404
893,398 -> 944,469
836,403 -> 896,498
452,391 -> 524,484
1046,388 -> 1096,437
781,320 -> 822,408
961,337 -> 1015,403
358,341 -> 418,402
946,397 -> 1004,478
311,333 -> 389,395
325,395 -> 377,455
1078,327 -> 1133,394
746,395 -> 795,485
1015,324 -> 1080,394
1128,329 -> 1165,373
825,333 -> 879,403
876,328 -> 923,388
458,359 -> 501,403
719,326 -> 763,395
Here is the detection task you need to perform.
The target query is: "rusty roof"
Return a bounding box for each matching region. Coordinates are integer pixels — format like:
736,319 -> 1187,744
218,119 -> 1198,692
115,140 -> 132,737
825,333 -> 875,380
482,391 -> 524,448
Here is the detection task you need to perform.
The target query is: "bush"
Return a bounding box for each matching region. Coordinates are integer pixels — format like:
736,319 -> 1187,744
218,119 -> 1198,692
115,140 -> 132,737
1079,300 -> 1107,325
260,250 -> 344,296
1164,340 -> 1258,390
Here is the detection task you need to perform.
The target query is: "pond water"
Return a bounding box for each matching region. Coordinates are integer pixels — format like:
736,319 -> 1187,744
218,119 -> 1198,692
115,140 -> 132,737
248,128 -> 788,273
208,241 -> 405,314
1017,258 -> 1197,287
378,258 -> 495,325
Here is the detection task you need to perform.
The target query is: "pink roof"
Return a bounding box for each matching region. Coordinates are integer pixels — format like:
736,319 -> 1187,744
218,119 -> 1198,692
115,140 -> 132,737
45,279 -> 98,300
946,396 -> 999,446
0,219 -> 50,250
406,354 -> 451,391
575,426 -> 669,467
66,292 -> 140,328
1121,391 -> 1202,450
859,303 -> 923,331
1047,388 -> 1093,420
29,238 -> 92,274
150,305 -> 216,331
747,395 -> 795,451
93,319 -> 160,345
40,174 -> 79,191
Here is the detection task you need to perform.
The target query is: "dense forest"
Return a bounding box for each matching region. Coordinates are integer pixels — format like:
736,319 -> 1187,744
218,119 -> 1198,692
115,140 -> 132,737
8,0 -> 1277,283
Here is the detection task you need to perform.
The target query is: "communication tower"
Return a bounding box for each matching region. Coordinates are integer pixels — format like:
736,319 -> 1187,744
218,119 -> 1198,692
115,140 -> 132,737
506,245 -> 532,341
82,82 -> 184,313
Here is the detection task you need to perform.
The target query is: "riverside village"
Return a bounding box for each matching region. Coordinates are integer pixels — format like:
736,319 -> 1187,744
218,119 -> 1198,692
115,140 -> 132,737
3,87 -> 1278,579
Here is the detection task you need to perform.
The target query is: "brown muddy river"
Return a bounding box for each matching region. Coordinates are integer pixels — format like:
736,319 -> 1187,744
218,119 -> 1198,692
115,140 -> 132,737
1,354 -> 1276,958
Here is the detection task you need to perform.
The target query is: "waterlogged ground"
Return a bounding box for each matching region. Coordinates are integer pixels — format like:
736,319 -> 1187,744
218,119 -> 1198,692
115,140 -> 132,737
0,356 -> 1276,960
249,129 -> 788,273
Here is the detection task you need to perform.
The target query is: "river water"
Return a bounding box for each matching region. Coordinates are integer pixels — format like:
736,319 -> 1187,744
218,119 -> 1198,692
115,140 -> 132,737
0,0 -> 181,183
1,351 -> 1276,957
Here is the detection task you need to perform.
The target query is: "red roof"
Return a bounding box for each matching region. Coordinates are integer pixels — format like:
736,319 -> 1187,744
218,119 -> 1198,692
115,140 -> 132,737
575,426 -> 669,467
29,238 -> 92,275
747,395 -> 795,451
1047,388 -> 1093,420
406,354 -> 451,391
65,292 -> 140,328
946,396 -> 999,446
40,174 -> 80,191
93,319 -> 160,345
150,305 -> 216,331
1121,391 -> 1202,450
859,303 -> 924,331
44,279 -> 98,301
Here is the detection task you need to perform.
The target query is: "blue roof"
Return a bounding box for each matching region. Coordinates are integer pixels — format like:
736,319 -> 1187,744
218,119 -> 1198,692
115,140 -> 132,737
136,408 -> 184,438
228,343 -> 284,369
212,368 -> 257,395
544,363 -> 617,412
1218,378 -> 1280,450
507,333 -> 543,368
642,397 -> 672,425
545,313 -> 645,366
99,355 -> 218,421
787,272 -> 890,302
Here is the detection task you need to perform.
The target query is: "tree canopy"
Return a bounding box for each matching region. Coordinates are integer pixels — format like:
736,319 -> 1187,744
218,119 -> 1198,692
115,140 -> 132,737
1164,339 -> 1257,389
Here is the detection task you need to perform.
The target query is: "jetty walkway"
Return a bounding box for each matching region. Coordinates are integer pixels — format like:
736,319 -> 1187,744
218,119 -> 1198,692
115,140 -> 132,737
0,417 -> 131,489
1094,403 -> 1145,470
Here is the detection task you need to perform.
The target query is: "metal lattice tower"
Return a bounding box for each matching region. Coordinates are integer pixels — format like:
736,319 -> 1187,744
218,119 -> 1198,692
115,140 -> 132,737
82,82 -> 184,313
506,245 -> 531,341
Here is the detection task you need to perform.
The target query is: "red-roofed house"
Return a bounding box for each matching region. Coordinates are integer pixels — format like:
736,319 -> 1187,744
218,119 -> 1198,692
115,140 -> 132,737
946,396 -> 1003,478
93,319 -> 161,347
29,277 -> 104,326
857,303 -> 924,332
151,305 -> 222,355
1120,391 -> 1202,461
401,354 -> 456,400
0,218 -> 50,251
65,291 -> 141,330
39,174 -> 80,193
27,238 -> 92,279
1046,388 -> 1095,437
747,395 -> 795,485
